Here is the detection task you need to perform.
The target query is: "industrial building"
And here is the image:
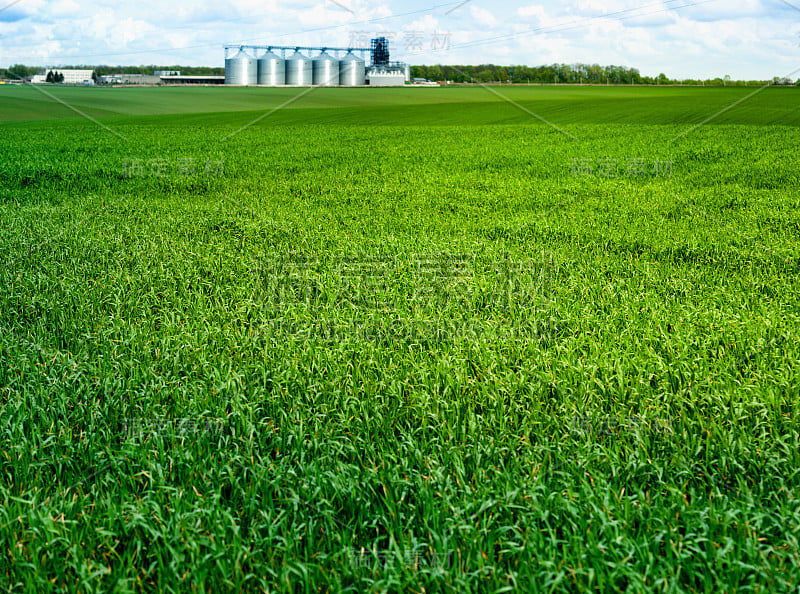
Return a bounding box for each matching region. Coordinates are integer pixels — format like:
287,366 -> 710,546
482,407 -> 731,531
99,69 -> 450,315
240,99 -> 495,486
28,67 -> 224,87
97,74 -> 161,85
161,75 -> 225,85
224,37 -> 409,87
30,69 -> 94,84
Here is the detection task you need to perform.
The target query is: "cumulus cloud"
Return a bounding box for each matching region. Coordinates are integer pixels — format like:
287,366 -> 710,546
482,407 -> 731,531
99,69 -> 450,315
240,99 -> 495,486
517,4 -> 562,27
469,6 -> 497,27
0,0 -> 795,79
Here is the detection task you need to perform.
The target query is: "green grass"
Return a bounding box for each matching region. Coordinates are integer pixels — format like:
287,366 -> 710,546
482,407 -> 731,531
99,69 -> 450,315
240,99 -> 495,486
1,86 -> 799,592
2,84 -> 799,125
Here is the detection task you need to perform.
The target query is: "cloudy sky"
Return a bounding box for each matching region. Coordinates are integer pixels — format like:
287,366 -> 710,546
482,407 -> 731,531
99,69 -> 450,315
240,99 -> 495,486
0,0 -> 798,79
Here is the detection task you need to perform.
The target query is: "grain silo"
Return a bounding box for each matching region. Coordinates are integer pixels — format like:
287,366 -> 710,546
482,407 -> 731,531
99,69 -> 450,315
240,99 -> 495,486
223,38 -> 407,87
257,50 -> 285,86
312,51 -> 339,86
339,52 -> 366,86
225,48 -> 257,85
285,50 -> 312,85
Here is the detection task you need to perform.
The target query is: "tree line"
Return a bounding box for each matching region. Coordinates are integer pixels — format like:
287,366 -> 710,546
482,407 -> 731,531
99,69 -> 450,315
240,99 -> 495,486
409,63 -> 798,86
89,65 -> 225,76
0,64 -> 224,80
2,62 -> 797,86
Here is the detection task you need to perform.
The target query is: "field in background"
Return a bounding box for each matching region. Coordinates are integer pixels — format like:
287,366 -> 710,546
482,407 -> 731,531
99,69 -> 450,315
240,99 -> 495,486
2,84 -> 800,125
1,87 -> 799,591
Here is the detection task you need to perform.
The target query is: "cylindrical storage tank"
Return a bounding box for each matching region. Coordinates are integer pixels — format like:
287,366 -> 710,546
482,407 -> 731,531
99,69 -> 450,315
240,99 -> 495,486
285,50 -> 312,85
225,48 -> 257,85
257,50 -> 285,85
312,51 -> 339,86
404,64 -> 411,82
339,52 -> 366,86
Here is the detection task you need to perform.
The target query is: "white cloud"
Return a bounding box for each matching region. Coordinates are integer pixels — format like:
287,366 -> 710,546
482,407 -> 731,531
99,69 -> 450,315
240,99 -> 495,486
469,6 -> 497,27
517,4 -> 561,26
48,0 -> 81,17
572,0 -> 644,14
0,0 -> 795,79
296,4 -> 355,28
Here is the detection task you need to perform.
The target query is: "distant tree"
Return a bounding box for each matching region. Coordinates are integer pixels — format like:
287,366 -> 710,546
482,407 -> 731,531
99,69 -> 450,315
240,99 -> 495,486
46,71 -> 54,83
427,65 -> 443,82
8,64 -> 35,80
0,60 -> 767,87
476,69 -> 493,83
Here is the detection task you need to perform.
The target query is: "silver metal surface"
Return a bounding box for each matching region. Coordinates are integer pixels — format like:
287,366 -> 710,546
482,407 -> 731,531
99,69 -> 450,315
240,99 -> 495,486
225,48 -> 257,85
285,50 -> 312,85
312,51 -> 340,86
338,51 -> 366,86
257,50 -> 285,86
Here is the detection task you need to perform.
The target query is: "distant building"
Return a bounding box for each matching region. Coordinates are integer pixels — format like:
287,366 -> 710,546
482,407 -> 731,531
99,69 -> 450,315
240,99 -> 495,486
366,67 -> 407,86
30,69 -> 94,84
154,70 -> 180,76
98,74 -> 161,85
160,75 -> 225,85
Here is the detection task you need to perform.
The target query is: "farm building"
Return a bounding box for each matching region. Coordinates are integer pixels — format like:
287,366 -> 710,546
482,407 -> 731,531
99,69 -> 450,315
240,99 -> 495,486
30,69 -> 94,84
223,37 -> 409,86
97,74 -> 161,85
160,75 -> 225,85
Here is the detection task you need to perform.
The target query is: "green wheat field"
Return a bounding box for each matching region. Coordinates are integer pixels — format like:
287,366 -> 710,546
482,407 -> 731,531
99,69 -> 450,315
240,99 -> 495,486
1,84 -> 799,591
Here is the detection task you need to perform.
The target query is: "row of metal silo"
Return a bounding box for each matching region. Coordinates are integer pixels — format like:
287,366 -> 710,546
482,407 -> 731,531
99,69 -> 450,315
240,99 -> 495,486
225,49 -> 366,86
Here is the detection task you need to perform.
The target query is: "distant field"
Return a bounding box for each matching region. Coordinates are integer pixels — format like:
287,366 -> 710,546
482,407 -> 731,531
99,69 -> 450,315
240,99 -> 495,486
1,84 -> 799,125
1,87 -> 799,591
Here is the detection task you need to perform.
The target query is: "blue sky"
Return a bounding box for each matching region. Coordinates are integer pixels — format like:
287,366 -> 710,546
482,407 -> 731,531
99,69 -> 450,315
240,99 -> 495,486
0,0 -> 798,78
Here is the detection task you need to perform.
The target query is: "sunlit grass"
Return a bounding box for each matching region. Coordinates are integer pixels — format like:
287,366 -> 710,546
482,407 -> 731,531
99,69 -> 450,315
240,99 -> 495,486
1,88 -> 799,591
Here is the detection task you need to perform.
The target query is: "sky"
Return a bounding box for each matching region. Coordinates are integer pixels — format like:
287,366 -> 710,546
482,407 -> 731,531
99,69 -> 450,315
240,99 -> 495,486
0,0 -> 798,79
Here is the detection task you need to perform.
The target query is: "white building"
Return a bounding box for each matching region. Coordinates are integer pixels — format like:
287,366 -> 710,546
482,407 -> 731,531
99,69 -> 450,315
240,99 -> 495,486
366,67 -> 406,86
31,69 -> 94,84
97,73 -> 160,85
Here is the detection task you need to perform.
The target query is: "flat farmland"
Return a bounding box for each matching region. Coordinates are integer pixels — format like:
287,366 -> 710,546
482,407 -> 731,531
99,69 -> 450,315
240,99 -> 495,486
1,85 -> 799,592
